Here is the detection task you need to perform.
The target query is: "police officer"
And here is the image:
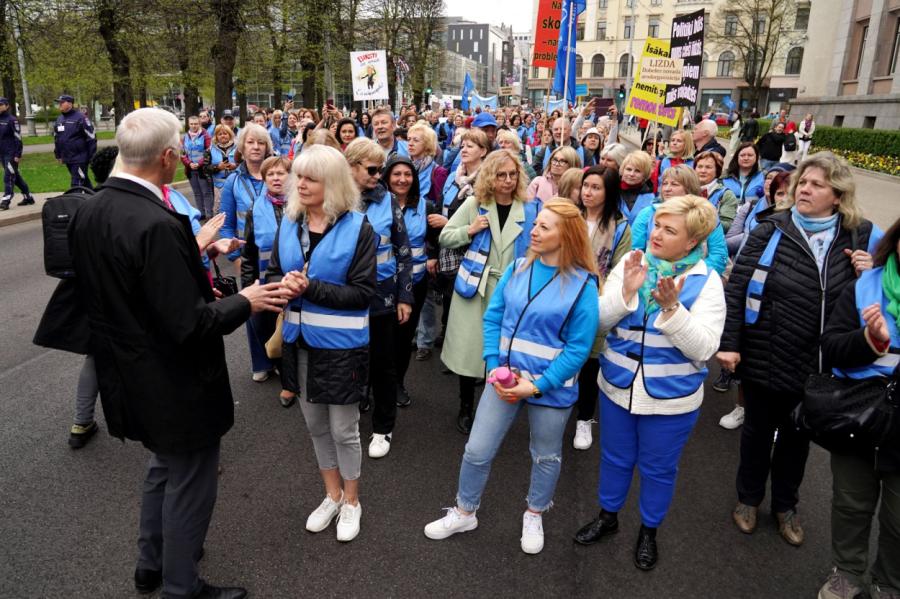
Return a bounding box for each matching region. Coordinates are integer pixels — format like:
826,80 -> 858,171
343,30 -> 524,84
53,94 -> 97,189
0,97 -> 33,210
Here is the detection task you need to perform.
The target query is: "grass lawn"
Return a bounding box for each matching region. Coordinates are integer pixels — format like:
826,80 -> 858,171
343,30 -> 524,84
23,131 -> 116,146
19,151 -> 185,194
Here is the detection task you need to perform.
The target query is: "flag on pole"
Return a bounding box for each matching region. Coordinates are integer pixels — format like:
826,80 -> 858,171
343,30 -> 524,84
551,0 -> 586,106
460,73 -> 475,111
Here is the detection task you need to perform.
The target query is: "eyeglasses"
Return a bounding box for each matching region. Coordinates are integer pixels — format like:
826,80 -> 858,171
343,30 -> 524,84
496,171 -> 519,181
365,165 -> 381,176
550,158 -> 570,166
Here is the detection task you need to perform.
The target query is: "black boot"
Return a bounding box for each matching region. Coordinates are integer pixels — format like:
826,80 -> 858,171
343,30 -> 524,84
634,525 -> 658,571
396,384 -> 411,408
0,199 -> 9,211
574,509 -> 619,545
17,196 -> 35,206
456,398 -> 474,434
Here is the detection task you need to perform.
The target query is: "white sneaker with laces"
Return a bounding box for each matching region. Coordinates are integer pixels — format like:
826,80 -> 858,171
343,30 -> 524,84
368,433 -> 392,458
424,507 -> 478,540
336,502 -> 362,542
306,492 -> 343,532
252,370 -> 271,383
719,405 -> 745,430
573,420 -> 595,450
521,511 -> 544,554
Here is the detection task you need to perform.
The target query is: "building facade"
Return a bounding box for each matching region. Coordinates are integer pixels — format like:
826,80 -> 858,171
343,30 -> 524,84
446,20 -> 514,94
526,0 -> 811,115
790,0 -> 900,128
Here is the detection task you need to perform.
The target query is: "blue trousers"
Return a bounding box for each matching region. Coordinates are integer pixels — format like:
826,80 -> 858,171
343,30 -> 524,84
246,313 -> 273,374
66,162 -> 92,189
598,393 -> 699,528
1,156 -> 30,200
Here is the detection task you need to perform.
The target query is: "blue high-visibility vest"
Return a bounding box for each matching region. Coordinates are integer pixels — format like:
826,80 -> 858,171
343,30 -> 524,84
167,188 -> 209,271
403,197 -> 428,284
441,177 -> 460,217
279,212 -> 369,349
657,156 -> 693,183
365,190 -> 397,282
499,258 -> 593,408
722,171 -> 765,205
744,228 -> 782,324
707,185 -> 726,209
601,263 -> 712,399
620,192 -> 655,227
418,160 -> 434,201
226,169 -> 266,243
833,267 -> 900,380
251,196 -> 279,279
209,145 -> 237,189
455,200 -> 540,298
182,132 -> 206,164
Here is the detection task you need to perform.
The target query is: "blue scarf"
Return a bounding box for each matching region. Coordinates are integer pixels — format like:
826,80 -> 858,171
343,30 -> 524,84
639,245 -> 705,313
790,205 -> 838,233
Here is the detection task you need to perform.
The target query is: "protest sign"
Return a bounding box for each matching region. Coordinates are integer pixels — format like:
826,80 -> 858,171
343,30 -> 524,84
350,51 -> 389,101
532,0 -> 563,68
625,38 -> 680,127
664,9 -> 705,107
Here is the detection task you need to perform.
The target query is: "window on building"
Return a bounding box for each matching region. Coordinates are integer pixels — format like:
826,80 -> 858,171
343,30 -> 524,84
745,49 -> 762,79
469,28 -> 473,40
624,18 -> 633,39
597,21 -> 607,40
753,15 -> 766,35
619,54 -> 632,78
725,14 -> 738,36
717,51 -> 735,77
451,29 -> 455,40
855,24 -> 868,79
455,41 -> 459,52
533,65 -> 540,78
577,22 -> 585,41
599,0 -> 607,8
473,41 -> 479,53
891,20 -> 900,74
863,116 -> 876,128
549,68 -> 555,80
626,0 -> 634,7
575,55 -> 584,77
795,5 -> 810,30
648,18 -> 660,38
592,54 -> 606,77
785,47 -> 803,75
651,0 -> 661,5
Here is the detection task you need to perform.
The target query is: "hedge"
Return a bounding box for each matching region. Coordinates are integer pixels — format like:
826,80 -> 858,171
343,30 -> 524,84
811,126 -> 900,157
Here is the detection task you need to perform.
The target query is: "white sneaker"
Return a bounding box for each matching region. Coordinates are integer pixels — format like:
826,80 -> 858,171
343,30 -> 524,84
306,492 -> 343,532
719,405 -> 745,430
424,507 -> 478,540
573,419 -> 594,450
521,511 -> 544,554
336,502 -> 362,542
368,433 -> 392,458
252,370 -> 271,382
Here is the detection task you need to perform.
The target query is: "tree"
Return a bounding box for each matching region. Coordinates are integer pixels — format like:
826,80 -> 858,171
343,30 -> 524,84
211,0 -> 244,118
95,0 -> 134,123
708,0 -> 801,110
0,0 -> 19,115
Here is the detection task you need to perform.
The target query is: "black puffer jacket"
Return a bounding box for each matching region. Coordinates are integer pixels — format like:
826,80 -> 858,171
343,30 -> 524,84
720,210 -> 876,393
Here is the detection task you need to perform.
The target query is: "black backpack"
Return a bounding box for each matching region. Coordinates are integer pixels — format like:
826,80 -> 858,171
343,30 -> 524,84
783,133 -> 798,152
41,186 -> 95,278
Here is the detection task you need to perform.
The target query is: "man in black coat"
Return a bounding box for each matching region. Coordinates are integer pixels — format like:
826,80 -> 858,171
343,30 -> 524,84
70,108 -> 286,599
691,119 -> 727,158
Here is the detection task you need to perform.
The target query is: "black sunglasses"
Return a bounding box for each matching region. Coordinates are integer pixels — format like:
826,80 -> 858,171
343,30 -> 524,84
366,166 -> 381,176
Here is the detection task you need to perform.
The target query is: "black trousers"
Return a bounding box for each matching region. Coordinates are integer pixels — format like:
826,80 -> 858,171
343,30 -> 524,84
394,278 -> 428,387
736,383 -> 810,513
0,155 -> 30,199
369,312 -> 397,434
575,357 -> 600,421
137,442 -> 220,599
66,162 -> 92,189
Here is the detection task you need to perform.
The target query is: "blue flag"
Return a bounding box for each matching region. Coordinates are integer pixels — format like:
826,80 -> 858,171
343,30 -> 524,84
460,72 -> 475,111
552,0 -> 586,105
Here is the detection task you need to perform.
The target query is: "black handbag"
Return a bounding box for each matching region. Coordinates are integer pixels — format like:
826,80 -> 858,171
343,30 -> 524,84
793,366 -> 899,454
211,259 -> 239,297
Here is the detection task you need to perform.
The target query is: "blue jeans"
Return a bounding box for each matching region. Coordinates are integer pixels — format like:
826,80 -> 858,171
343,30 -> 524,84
416,289 -> 440,349
457,385 -> 572,512
246,314 -> 273,374
598,393 -> 699,528
760,158 -> 778,171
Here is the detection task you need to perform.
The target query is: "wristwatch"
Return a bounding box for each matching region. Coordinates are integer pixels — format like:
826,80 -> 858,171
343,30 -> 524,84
531,382 -> 543,399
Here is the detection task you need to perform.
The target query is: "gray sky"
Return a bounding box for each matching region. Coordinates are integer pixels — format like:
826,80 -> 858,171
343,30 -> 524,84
444,0 -> 535,33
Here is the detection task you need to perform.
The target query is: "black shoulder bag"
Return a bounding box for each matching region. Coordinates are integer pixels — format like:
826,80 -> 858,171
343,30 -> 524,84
211,259 -> 239,297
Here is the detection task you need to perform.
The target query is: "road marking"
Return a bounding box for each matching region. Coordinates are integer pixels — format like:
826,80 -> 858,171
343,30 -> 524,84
0,349 -> 55,381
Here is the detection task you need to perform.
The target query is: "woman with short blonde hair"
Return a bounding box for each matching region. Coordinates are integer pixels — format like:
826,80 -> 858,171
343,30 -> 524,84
557,168 -> 584,204
617,151 -> 656,226
650,130 -> 694,192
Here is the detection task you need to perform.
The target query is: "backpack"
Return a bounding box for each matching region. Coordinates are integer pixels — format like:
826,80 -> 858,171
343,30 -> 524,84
42,186 -> 95,278
783,133 -> 797,152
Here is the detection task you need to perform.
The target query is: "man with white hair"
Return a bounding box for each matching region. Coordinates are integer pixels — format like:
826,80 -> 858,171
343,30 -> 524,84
692,119 -> 727,158
70,107 -> 286,599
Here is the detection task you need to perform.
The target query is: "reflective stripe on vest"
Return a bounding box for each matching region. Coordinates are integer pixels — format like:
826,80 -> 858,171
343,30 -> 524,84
365,191 -> 397,281
600,265 -> 711,399
183,132 -> 206,164
499,258 -> 592,406
252,198 -> 278,278
833,266 -> 900,380
403,197 -> 428,284
278,212 -> 369,349
209,145 -> 236,188
745,229 -> 782,324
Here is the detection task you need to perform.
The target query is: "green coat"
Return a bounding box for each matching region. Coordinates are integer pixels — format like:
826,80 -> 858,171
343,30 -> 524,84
438,196 -> 531,378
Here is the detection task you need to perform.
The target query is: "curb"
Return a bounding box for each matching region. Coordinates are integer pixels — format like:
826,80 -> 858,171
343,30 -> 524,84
0,181 -> 192,229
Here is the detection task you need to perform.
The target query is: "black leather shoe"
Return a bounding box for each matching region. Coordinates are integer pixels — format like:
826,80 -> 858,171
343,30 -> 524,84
194,583 -> 248,599
359,389 -> 371,413
396,385 -> 411,408
134,568 -> 162,594
634,525 -> 658,571
0,200 -> 9,211
17,196 -> 35,206
456,409 -> 473,435
574,510 -> 619,545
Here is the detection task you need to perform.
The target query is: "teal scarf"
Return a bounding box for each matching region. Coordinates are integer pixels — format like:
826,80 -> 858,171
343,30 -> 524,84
640,245 -> 705,313
790,205 -> 839,233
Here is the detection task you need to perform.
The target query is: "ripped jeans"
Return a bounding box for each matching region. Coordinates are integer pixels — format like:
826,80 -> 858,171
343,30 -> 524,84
456,384 -> 572,513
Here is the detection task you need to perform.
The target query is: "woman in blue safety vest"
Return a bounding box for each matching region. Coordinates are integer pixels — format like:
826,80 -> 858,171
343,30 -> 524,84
650,129 -> 694,193
203,124 -> 238,213
219,123 -> 274,382
718,152 -> 881,549
618,151 -> 656,227
693,150 -> 739,234
344,137 -> 414,461
574,195 -> 725,571
240,155 -> 296,408
425,200 -> 599,555
181,116 -> 213,220
572,165 -> 632,451
439,150 -> 541,435
265,145 -> 377,544
818,217 -> 900,599
383,155 -> 440,409
721,142 -> 766,208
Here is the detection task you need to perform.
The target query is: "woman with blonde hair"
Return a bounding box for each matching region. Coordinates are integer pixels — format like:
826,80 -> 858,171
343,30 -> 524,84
426,199 -> 599,555
618,151 -> 656,226
575,195 -> 725,571
439,149 -> 540,434
650,129 -> 694,192
407,122 -> 449,202
557,168 -> 584,204
526,145 -> 581,203
203,124 -> 238,211
265,145 -> 377,543
304,128 -> 342,151
496,129 -> 537,182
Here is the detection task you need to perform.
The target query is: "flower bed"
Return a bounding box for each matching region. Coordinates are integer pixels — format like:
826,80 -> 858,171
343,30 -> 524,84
812,147 -> 900,178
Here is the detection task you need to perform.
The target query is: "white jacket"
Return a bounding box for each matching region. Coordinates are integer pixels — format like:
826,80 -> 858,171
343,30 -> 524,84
597,254 -> 726,415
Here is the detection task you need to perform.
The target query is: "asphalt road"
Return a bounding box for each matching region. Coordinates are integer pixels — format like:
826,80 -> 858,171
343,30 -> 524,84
0,216 -> 847,599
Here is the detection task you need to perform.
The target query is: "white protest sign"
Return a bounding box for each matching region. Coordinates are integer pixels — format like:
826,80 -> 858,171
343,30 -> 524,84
351,51 -> 389,101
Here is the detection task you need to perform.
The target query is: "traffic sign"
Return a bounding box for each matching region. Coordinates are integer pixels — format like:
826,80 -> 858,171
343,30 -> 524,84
575,83 -> 588,97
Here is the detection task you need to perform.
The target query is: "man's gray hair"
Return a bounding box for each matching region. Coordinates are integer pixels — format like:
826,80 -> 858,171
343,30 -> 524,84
697,119 -> 718,137
116,108 -> 181,168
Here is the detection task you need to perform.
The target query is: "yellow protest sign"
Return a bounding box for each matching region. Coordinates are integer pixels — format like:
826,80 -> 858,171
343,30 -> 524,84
625,38 -> 681,127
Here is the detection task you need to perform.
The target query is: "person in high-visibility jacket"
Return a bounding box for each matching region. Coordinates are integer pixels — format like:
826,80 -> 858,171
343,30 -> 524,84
575,195 -> 725,571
